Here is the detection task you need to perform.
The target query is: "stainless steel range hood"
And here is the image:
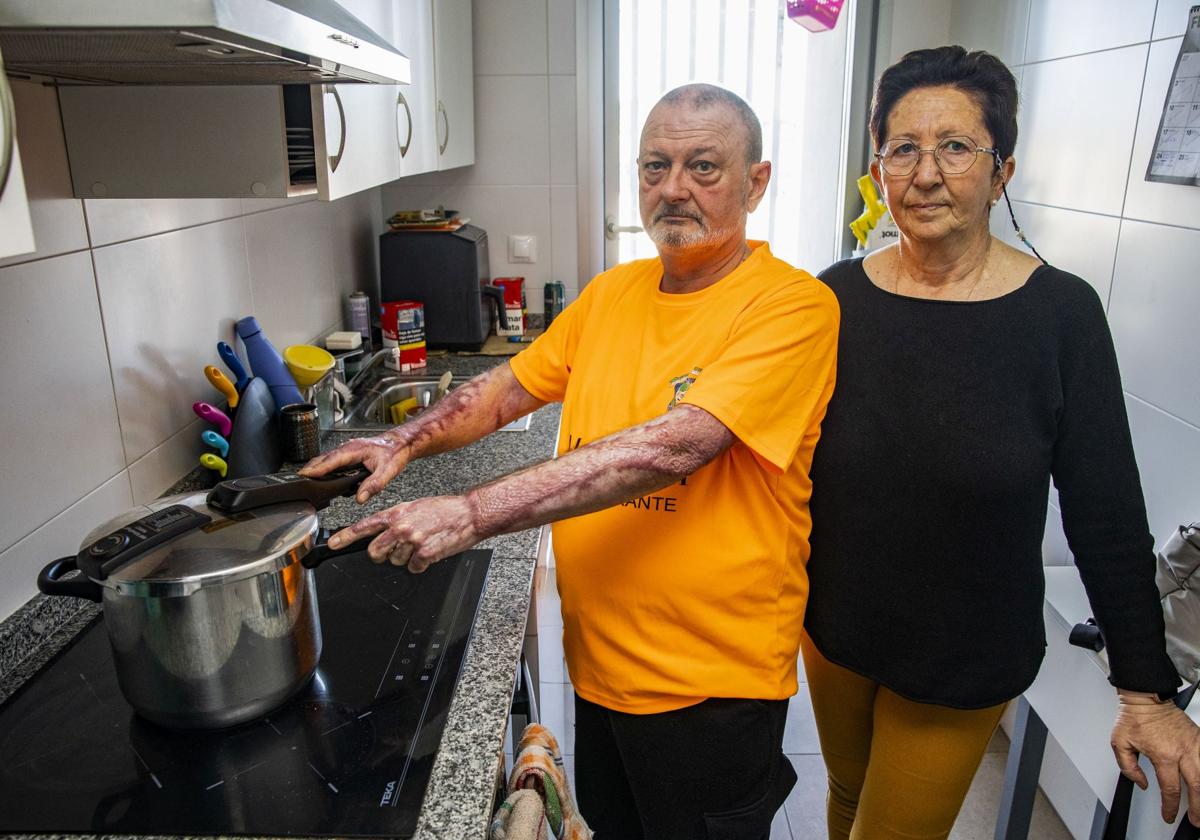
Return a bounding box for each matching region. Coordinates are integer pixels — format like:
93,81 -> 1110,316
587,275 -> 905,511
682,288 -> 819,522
0,0 -> 410,85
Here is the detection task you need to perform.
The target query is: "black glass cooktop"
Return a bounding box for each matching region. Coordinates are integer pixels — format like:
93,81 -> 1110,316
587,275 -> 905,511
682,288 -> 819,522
0,549 -> 491,838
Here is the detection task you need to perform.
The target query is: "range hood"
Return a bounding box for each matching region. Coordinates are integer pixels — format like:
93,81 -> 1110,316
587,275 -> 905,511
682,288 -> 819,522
0,0 -> 410,85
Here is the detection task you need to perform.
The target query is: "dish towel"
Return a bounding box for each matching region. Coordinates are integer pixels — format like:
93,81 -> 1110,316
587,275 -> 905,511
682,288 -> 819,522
498,723 -> 593,840
490,789 -> 550,840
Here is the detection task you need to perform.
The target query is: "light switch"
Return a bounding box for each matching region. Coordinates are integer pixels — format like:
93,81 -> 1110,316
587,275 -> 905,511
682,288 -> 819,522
508,234 -> 537,263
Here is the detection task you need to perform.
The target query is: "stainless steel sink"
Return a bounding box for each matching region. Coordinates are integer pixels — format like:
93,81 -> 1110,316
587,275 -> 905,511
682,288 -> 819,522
331,374 -> 467,432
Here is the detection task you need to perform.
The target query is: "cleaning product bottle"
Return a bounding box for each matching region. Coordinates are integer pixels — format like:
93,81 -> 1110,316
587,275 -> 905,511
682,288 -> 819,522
235,316 -> 304,412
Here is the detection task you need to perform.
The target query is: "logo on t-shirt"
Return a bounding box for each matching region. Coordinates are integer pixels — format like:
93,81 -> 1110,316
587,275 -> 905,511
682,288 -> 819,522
667,367 -> 702,410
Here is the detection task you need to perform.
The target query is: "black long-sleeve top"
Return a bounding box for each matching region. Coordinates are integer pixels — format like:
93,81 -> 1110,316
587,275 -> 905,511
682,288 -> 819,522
804,258 -> 1179,708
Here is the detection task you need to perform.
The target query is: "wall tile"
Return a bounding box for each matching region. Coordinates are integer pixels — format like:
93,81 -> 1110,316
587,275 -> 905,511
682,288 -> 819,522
381,182 -> 554,304
1122,38 -> 1200,230
0,81 -> 88,269
1018,45 -> 1147,216
549,76 -> 578,186
0,252 -> 126,553
551,185 -> 582,294
1109,220 -> 1200,426
1153,0 -> 1198,40
127,418 -> 207,506
1024,0 -> 1155,62
0,473 -> 133,621
92,219 -> 253,463
947,0 -> 1030,67
990,200 -> 1120,304
473,0 -> 548,76
240,196 -> 319,216
244,200 -> 339,350
548,0 -> 577,75
1126,395 -> 1200,547
85,197 -> 244,248
327,189 -> 384,309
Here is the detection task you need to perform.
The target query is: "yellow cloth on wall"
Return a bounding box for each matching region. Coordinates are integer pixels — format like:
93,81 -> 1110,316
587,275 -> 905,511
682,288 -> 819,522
509,242 -> 839,714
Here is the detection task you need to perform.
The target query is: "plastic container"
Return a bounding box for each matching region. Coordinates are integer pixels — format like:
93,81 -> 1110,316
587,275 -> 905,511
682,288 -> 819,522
235,316 -> 304,413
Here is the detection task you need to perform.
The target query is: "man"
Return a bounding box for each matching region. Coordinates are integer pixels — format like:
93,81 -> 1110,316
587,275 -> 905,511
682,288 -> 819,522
302,84 -> 839,838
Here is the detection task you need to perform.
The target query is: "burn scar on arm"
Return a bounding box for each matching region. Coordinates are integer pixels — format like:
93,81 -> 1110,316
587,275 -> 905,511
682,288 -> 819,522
466,404 -> 734,540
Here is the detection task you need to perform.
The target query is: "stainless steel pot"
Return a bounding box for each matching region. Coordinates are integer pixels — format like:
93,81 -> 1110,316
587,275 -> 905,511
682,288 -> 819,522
38,467 -> 370,730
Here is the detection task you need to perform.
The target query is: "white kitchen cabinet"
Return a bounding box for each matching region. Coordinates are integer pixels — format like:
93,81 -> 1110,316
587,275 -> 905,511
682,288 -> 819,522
432,0 -> 475,171
0,64 -> 35,259
313,0 -> 402,199
394,0 -> 439,177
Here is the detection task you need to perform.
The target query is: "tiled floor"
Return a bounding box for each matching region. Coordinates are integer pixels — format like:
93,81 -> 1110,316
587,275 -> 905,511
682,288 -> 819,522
528,567 -> 1075,840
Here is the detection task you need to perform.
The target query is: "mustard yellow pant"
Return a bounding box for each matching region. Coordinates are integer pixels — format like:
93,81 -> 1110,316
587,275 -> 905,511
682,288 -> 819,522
800,633 -> 1007,840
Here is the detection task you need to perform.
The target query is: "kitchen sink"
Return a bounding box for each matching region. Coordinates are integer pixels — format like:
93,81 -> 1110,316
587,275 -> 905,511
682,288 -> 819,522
331,374 -> 467,432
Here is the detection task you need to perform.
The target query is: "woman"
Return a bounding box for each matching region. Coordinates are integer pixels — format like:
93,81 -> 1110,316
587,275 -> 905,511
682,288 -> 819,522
803,45 -> 1200,839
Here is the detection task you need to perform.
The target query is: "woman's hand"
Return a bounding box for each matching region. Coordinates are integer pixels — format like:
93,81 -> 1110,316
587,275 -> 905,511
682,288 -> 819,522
325,495 -> 480,574
1111,692 -> 1200,825
298,431 -> 412,504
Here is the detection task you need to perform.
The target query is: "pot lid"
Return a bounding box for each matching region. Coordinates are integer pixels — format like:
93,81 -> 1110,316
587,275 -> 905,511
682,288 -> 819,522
77,491 -> 319,595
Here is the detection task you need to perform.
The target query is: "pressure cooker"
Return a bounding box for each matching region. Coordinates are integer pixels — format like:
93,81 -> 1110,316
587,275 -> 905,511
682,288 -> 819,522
37,466 -> 374,730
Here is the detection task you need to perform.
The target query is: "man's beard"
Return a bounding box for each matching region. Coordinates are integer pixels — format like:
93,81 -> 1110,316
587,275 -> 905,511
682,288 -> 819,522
645,206 -> 743,250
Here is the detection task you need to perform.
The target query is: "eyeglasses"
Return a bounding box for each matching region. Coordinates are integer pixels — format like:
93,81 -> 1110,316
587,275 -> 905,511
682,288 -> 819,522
875,136 -> 1000,176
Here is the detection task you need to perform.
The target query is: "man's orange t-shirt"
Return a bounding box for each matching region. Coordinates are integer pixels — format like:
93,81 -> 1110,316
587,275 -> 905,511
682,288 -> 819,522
509,242 -> 839,714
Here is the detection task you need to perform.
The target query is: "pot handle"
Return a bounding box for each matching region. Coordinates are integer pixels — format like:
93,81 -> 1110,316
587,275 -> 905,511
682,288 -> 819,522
302,529 -> 377,569
38,556 -> 103,602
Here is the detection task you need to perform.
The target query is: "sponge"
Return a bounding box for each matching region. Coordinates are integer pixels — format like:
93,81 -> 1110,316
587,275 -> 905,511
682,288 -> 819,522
325,331 -> 363,351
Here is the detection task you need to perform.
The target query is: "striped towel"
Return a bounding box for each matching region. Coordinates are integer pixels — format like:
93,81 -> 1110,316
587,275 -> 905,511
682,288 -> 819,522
505,723 -> 592,840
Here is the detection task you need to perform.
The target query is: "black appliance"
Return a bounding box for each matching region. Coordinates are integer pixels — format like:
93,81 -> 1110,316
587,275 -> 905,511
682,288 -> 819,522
0,549 -> 492,838
380,224 -> 504,351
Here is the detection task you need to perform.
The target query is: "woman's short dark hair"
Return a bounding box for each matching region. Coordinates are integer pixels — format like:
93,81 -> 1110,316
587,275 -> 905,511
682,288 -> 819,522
869,45 -> 1019,163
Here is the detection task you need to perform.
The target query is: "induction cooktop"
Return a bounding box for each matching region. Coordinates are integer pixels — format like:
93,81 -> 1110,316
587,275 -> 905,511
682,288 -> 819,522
0,549 -> 491,838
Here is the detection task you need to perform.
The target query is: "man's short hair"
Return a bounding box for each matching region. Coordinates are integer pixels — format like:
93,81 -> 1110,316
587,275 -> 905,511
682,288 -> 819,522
657,84 -> 763,167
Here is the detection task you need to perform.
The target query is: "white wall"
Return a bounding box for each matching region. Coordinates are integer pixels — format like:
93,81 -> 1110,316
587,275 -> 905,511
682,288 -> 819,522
0,79 -> 381,622
381,0 -> 584,310
944,1 -> 1200,836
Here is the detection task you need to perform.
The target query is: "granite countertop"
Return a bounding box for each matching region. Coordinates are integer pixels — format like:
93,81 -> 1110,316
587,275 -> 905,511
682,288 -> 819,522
0,352 -> 561,840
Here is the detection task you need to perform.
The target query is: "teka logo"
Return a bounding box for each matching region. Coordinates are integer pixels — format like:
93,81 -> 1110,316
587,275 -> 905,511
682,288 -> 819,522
379,780 -> 397,807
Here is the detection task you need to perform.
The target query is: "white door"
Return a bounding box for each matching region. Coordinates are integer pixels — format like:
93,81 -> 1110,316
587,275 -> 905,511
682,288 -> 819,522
433,0 -> 476,170
313,0 -> 403,199
603,0 -> 855,274
394,0 -> 439,177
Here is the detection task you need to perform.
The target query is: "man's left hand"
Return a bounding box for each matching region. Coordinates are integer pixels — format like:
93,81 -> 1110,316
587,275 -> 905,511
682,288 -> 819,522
326,495 -> 480,574
1111,694 -> 1200,825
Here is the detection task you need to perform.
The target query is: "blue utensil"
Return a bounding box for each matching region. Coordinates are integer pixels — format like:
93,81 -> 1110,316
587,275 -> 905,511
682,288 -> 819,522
217,341 -> 250,393
201,429 -> 230,458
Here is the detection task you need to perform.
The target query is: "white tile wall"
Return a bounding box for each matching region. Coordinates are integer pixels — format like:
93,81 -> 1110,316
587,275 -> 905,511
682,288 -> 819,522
1024,0 -> 1156,63
0,252 -> 127,554
0,84 -> 382,623
947,0 -> 1031,67
1018,45 -> 1149,216
473,0 -> 548,75
1109,220 -> 1200,424
93,219 -> 253,463
1152,0 -> 1198,40
990,200 -> 1121,303
0,474 -> 134,620
1126,395 -> 1200,548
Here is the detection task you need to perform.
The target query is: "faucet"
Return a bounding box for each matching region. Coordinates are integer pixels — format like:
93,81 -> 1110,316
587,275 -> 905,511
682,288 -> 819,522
345,347 -> 397,393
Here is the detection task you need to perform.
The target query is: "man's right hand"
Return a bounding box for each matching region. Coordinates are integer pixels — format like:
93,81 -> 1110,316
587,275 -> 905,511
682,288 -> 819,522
299,431 -> 412,504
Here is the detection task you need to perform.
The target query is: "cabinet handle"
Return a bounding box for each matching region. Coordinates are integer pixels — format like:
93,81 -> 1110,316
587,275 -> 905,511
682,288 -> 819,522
396,91 -> 413,158
0,47 -> 14,200
437,100 -> 450,156
325,85 -> 346,173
